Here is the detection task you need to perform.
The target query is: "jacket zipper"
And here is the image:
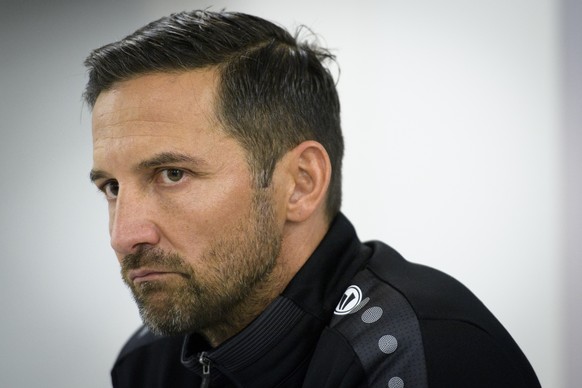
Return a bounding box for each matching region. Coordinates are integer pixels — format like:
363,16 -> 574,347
199,352 -> 211,388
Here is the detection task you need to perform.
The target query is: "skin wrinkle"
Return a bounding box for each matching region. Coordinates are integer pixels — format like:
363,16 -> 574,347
92,132 -> 195,141
94,131 -> 187,138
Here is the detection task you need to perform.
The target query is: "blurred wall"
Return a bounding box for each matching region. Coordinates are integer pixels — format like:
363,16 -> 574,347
0,0 -> 574,387
562,0 -> 582,387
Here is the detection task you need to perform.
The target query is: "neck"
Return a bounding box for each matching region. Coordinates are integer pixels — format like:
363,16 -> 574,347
199,258 -> 293,347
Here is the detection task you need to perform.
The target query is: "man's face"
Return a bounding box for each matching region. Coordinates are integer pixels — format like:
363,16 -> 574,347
91,70 -> 283,336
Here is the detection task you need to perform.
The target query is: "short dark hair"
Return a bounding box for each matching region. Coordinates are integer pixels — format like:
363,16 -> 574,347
84,10 -> 343,219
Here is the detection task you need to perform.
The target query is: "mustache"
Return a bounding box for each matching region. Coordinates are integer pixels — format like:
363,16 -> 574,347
121,247 -> 191,276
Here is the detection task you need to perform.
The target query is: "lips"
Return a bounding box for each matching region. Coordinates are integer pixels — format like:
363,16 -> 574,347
128,268 -> 180,283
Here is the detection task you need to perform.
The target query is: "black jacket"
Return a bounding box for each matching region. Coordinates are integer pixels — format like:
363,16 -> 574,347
111,214 -> 541,387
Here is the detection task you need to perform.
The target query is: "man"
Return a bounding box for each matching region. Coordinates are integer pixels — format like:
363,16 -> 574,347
85,10 -> 540,388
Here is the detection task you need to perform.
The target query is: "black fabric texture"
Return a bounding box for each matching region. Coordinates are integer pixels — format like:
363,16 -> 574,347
110,213 -> 541,388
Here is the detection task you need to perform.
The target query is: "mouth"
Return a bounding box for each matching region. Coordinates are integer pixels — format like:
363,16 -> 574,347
128,268 -> 184,284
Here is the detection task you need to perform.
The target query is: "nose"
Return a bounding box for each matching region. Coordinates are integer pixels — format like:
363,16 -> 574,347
109,189 -> 160,256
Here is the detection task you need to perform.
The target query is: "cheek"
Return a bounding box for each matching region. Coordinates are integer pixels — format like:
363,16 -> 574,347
156,179 -> 255,248
156,187 -> 240,235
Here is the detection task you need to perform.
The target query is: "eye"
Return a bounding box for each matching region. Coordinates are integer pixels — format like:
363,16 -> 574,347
101,181 -> 119,200
160,169 -> 185,184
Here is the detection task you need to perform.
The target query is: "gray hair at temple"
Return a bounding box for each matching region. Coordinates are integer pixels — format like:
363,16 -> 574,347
83,10 -> 343,220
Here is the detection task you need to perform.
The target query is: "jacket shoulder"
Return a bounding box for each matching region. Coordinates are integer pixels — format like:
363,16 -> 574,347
361,241 -> 541,387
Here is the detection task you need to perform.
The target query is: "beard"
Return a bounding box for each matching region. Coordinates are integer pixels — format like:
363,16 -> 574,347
120,188 -> 282,336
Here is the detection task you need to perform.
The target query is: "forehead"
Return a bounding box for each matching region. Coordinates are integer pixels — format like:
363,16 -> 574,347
91,69 -> 248,172
92,69 -> 221,139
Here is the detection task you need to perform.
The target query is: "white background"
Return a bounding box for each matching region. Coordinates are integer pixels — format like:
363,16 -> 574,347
1,1 -> 579,387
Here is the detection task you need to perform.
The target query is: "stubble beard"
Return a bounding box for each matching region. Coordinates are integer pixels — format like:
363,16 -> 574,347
120,189 -> 282,337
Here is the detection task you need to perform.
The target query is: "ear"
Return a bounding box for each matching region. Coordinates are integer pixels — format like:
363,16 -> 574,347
285,141 -> 331,223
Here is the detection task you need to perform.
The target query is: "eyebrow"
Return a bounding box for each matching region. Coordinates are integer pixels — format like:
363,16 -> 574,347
136,152 -> 208,170
89,152 -> 208,183
89,169 -> 107,183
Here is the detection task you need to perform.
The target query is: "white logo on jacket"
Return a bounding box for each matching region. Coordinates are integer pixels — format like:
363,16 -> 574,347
334,285 -> 363,315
